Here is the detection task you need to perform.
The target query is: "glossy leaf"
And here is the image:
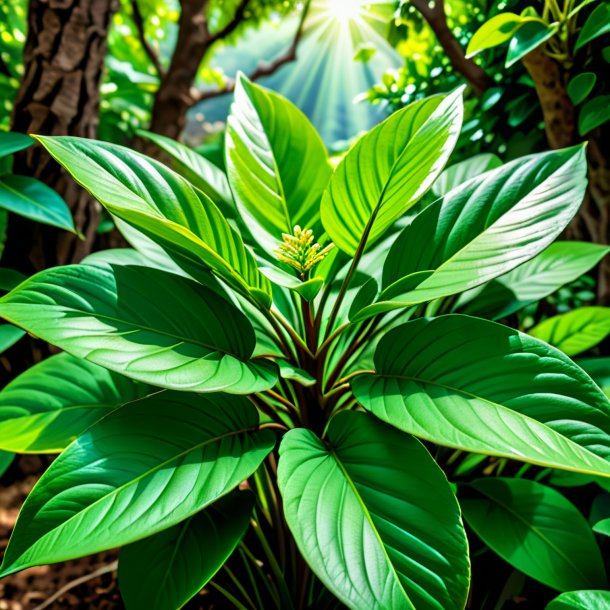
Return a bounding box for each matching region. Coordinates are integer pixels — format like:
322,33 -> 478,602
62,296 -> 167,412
136,129 -> 234,215
458,242 -> 609,320
0,264 -> 277,394
352,315 -> 610,475
320,90 -> 463,255
466,13 -> 528,57
226,74 -> 332,252
546,590 -> 610,610
506,21 -> 556,67
575,3 -> 610,51
356,147 -> 587,321
568,72 -> 597,105
278,411 -> 469,610
0,352 -> 149,453
0,391 -> 274,576
593,517 -> 610,537
0,175 -> 75,232
34,136 -> 271,307
119,491 -> 253,610
530,307 -> 610,356
432,152 -> 502,198
461,478 -> 606,591
0,132 -> 33,159
578,95 -> 610,136
0,325 -> 25,354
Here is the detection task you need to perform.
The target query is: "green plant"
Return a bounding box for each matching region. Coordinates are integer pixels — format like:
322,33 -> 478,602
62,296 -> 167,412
0,74 -> 609,609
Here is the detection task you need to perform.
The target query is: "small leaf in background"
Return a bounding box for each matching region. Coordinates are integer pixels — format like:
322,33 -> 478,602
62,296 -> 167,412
506,21 -> 556,67
0,450 -> 14,478
466,13 -> 528,57
568,72 -> 597,105
530,307 -> 610,356
0,132 -> 33,159
575,3 -> 610,51
119,492 -> 253,610
432,152 -> 502,197
578,95 -> 610,135
546,590 -> 610,610
0,175 -> 75,232
461,478 -> 606,591
0,325 -> 25,355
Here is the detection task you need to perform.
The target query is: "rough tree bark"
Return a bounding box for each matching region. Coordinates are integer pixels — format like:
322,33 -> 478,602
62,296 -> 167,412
4,0 -> 115,274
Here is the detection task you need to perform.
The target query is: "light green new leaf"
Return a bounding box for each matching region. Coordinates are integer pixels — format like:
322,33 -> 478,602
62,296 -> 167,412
137,129 -> 234,216
461,478 -> 606,591
0,175 -> 75,232
457,242 -> 609,320
506,21 -> 556,67
0,133 -> 33,159
0,264 -> 277,394
320,90 -> 463,255
530,307 -> 610,356
119,491 -> 253,610
0,352 -> 149,453
352,315 -> 610,475
546,590 -> 610,610
226,74 -> 332,252
575,3 -> 610,51
568,73 -> 597,106
0,391 -> 274,576
356,147 -> 587,321
34,136 -> 271,307
432,153 -> 502,198
466,13 -> 530,57
278,411 -> 470,610
578,95 -> 610,136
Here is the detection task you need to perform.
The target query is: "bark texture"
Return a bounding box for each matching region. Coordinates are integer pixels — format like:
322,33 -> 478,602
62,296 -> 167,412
5,0 -> 115,274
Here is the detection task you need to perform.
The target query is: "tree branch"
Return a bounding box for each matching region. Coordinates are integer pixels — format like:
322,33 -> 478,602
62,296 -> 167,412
131,0 -> 165,78
192,0 -> 310,104
207,0 -> 251,45
410,0 -> 492,95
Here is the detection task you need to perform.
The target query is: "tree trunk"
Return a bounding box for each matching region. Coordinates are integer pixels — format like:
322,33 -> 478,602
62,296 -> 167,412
4,0 -> 115,275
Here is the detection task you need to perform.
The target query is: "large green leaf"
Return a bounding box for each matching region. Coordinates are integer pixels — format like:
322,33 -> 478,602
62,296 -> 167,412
137,129 -> 234,216
575,3 -> 610,51
226,74 -> 332,252
546,590 -> 610,610
0,264 -> 277,394
0,352 -> 149,453
457,242 -> 609,320
34,136 -> 271,307
0,132 -> 33,159
0,175 -> 75,232
466,13 -> 529,57
320,90 -> 463,256
530,307 -> 610,356
278,411 -> 469,610
461,478 -> 606,591
119,491 -> 253,610
352,315 -> 610,475
356,147 -> 587,321
0,391 -> 274,576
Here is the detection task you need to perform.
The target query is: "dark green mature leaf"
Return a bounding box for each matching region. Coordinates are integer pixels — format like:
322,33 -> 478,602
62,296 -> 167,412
568,73 -> 597,105
506,21 -> 556,67
278,411 -> 469,610
0,450 -> 13,477
0,175 -> 75,232
578,357 -> 610,398
579,95 -> 610,135
546,590 -> 610,610
0,268 -> 27,292
0,325 -> 25,354
461,478 -> 606,591
136,129 -> 234,216
0,132 -> 33,159
575,3 -> 610,51
0,352 -> 149,453
458,242 -> 609,319
355,147 -> 587,321
530,307 -> 610,356
352,315 -> 610,474
320,90 -> 463,255
119,491 -> 253,610
0,392 -> 274,577
34,136 -> 271,307
226,74 -> 332,252
0,264 -> 277,394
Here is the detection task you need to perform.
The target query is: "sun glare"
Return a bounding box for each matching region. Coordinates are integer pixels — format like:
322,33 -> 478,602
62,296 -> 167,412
327,0 -> 363,21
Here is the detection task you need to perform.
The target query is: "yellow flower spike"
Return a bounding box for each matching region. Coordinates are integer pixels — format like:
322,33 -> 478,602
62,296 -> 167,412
274,225 -> 334,279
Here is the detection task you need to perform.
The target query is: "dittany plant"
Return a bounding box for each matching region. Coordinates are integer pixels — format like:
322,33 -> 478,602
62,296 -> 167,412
1,73 -> 610,609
